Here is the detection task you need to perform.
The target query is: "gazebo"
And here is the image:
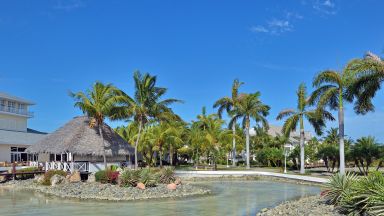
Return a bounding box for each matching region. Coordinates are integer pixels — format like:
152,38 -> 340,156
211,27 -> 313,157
27,116 -> 135,173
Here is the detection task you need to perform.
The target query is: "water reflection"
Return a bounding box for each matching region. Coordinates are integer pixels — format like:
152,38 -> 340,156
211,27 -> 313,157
0,181 -> 320,216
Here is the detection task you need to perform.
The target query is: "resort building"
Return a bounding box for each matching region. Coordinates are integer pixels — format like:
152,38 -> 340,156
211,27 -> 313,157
249,125 -> 313,150
0,93 -> 46,163
27,116 -> 135,172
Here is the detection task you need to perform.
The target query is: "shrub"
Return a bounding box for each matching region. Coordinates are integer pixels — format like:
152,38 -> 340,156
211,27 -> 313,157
324,172 -> 384,215
158,167 -> 175,184
110,165 -> 119,171
339,172 -> 384,215
139,168 -> 158,187
95,170 -> 119,184
17,167 -> 39,179
42,170 -> 67,186
323,172 -> 358,205
119,169 -> 140,187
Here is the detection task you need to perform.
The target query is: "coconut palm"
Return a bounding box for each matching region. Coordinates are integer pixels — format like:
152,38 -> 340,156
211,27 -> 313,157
189,121 -> 208,166
346,52 -> 384,114
70,82 -> 122,170
203,114 -> 232,170
213,79 -> 244,166
309,69 -> 354,175
229,92 -> 270,169
277,83 -> 333,174
111,71 -> 182,168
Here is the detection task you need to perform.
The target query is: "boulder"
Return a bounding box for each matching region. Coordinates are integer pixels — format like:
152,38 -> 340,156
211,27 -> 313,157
167,183 -> 177,190
87,173 -> 96,183
0,175 -> 6,183
136,182 -> 145,190
34,175 -> 45,184
174,177 -> 182,185
50,174 -> 65,186
69,171 -> 81,183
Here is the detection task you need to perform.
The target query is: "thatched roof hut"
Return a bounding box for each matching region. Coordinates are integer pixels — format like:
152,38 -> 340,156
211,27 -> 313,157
27,116 -> 134,158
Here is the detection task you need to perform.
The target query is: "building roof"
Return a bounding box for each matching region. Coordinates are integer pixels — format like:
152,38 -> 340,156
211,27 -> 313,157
249,125 -> 312,143
0,129 -> 47,145
0,92 -> 35,105
27,116 -> 135,157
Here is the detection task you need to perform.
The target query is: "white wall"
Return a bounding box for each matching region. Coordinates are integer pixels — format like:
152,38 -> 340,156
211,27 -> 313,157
0,113 -> 27,132
0,145 -> 10,162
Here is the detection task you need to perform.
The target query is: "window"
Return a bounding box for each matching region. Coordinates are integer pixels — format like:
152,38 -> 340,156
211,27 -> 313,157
18,104 -> 25,113
8,101 -> 15,112
0,100 -> 5,112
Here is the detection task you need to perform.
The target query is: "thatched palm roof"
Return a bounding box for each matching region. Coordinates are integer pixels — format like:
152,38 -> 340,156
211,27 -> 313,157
27,116 -> 134,157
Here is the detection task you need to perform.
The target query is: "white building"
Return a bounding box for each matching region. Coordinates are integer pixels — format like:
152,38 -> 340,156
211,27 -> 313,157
249,125 -> 313,150
0,93 -> 46,163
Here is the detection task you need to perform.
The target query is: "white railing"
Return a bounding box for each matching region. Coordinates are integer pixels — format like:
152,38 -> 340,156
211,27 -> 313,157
45,161 -> 89,172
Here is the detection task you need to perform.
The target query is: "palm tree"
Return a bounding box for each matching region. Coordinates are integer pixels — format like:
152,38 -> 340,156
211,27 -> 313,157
346,52 -> 384,114
111,71 -> 182,168
199,113 -> 232,170
309,69 -> 354,175
277,83 -> 333,174
70,82 -> 122,170
230,92 -> 270,169
213,79 -> 244,166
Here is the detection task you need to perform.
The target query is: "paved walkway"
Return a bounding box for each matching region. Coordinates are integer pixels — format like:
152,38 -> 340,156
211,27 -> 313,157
175,170 -> 329,184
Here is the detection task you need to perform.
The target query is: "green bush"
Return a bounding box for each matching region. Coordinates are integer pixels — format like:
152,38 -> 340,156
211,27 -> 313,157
95,170 -> 108,183
42,170 -> 67,186
158,167 -> 175,184
323,172 -> 358,205
95,170 -> 119,184
324,172 -> 384,215
139,168 -> 158,187
16,167 -> 39,179
110,165 -> 119,171
119,169 -> 140,187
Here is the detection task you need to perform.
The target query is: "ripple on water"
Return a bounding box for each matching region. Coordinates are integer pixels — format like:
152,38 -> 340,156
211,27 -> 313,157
0,181 -> 320,216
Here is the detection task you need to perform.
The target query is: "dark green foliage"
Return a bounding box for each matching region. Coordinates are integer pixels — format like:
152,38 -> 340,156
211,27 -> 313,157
158,167 -> 176,184
324,172 -> 384,215
350,136 -> 381,175
95,170 -> 108,183
42,170 -> 67,186
95,170 -> 119,184
139,168 -> 158,187
256,147 -> 283,167
119,169 -> 140,187
16,167 -> 39,179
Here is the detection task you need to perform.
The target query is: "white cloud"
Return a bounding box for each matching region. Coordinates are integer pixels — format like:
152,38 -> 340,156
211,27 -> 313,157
313,0 -> 337,15
53,0 -> 85,11
250,26 -> 269,33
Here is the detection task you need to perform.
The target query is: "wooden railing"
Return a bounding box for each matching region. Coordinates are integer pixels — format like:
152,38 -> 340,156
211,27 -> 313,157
44,161 -> 89,172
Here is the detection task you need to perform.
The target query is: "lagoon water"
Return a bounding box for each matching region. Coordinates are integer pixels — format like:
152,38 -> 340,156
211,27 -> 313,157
0,181 -> 320,216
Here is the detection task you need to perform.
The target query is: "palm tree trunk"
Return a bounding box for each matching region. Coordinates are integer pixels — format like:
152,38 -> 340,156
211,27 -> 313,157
299,117 -> 305,174
159,149 -> 163,168
246,124 -> 250,169
338,107 -> 346,175
98,124 -> 108,170
169,144 -> 173,166
232,121 -> 236,166
134,121 -> 143,169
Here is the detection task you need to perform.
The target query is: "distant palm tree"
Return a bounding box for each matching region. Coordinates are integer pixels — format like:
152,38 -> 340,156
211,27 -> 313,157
230,92 -> 270,169
111,71 -> 182,168
277,83 -> 333,174
309,69 -> 354,175
213,79 -> 244,166
70,82 -> 122,170
346,52 -> 384,114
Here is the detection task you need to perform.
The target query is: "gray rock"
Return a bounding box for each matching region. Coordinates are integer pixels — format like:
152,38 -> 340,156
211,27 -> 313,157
50,174 -> 65,186
87,173 -> 96,183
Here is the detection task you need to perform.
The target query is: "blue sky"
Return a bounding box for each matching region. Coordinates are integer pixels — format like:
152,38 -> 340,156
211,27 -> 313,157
1,0 -> 383,141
